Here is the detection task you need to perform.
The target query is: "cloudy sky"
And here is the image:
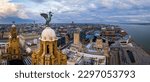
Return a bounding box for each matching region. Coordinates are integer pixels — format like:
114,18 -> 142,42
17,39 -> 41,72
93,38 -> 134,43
0,0 -> 150,24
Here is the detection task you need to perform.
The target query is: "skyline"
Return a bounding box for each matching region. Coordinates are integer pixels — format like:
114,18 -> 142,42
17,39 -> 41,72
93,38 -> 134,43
0,0 -> 150,23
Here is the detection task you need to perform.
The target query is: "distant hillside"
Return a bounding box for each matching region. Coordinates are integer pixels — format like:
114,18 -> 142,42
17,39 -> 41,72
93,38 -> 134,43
120,23 -> 150,25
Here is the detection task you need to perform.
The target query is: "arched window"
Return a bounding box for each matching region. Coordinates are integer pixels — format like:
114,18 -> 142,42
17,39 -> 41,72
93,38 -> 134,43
14,49 -> 16,54
47,45 -> 49,54
53,44 -> 55,54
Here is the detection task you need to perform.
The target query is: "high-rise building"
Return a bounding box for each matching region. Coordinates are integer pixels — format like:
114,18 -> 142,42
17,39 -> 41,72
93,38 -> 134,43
32,26 -> 67,65
7,24 -> 21,60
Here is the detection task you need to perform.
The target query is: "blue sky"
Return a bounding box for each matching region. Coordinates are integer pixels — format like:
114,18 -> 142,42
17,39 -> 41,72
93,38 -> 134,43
0,0 -> 150,23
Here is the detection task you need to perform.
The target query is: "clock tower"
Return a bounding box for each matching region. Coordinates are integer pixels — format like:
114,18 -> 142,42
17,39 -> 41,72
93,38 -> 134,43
8,24 -> 21,60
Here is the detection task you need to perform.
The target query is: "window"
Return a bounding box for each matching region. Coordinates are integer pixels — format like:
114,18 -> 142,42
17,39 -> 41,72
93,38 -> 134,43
53,44 -> 55,53
47,45 -> 49,54
14,49 -> 16,54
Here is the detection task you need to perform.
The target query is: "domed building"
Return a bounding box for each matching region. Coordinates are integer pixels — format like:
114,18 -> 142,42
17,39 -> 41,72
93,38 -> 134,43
32,26 -> 67,65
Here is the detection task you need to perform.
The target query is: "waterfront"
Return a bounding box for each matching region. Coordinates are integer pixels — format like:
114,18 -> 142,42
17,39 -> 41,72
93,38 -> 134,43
119,24 -> 150,54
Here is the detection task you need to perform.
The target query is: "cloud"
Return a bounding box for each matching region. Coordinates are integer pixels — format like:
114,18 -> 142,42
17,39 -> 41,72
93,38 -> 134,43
1,0 -> 150,23
108,14 -> 150,19
25,0 -> 98,14
16,10 -> 29,19
42,0 -> 88,13
106,14 -> 150,23
0,0 -> 29,19
90,3 -> 97,9
99,0 -> 131,9
99,0 -> 150,9
30,0 -> 47,3
0,0 -> 18,18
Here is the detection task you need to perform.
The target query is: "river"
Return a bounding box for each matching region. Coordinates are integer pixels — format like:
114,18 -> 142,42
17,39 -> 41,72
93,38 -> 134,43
118,24 -> 150,54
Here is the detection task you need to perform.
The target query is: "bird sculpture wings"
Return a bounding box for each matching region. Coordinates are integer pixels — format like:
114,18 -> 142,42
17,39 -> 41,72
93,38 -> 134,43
40,12 -> 53,26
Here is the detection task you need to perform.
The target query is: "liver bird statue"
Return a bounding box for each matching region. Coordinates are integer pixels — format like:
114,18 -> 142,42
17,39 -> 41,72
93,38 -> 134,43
40,11 -> 53,26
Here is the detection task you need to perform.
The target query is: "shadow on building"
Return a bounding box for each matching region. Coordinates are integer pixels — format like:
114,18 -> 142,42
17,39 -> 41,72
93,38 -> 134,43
8,59 -> 24,65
